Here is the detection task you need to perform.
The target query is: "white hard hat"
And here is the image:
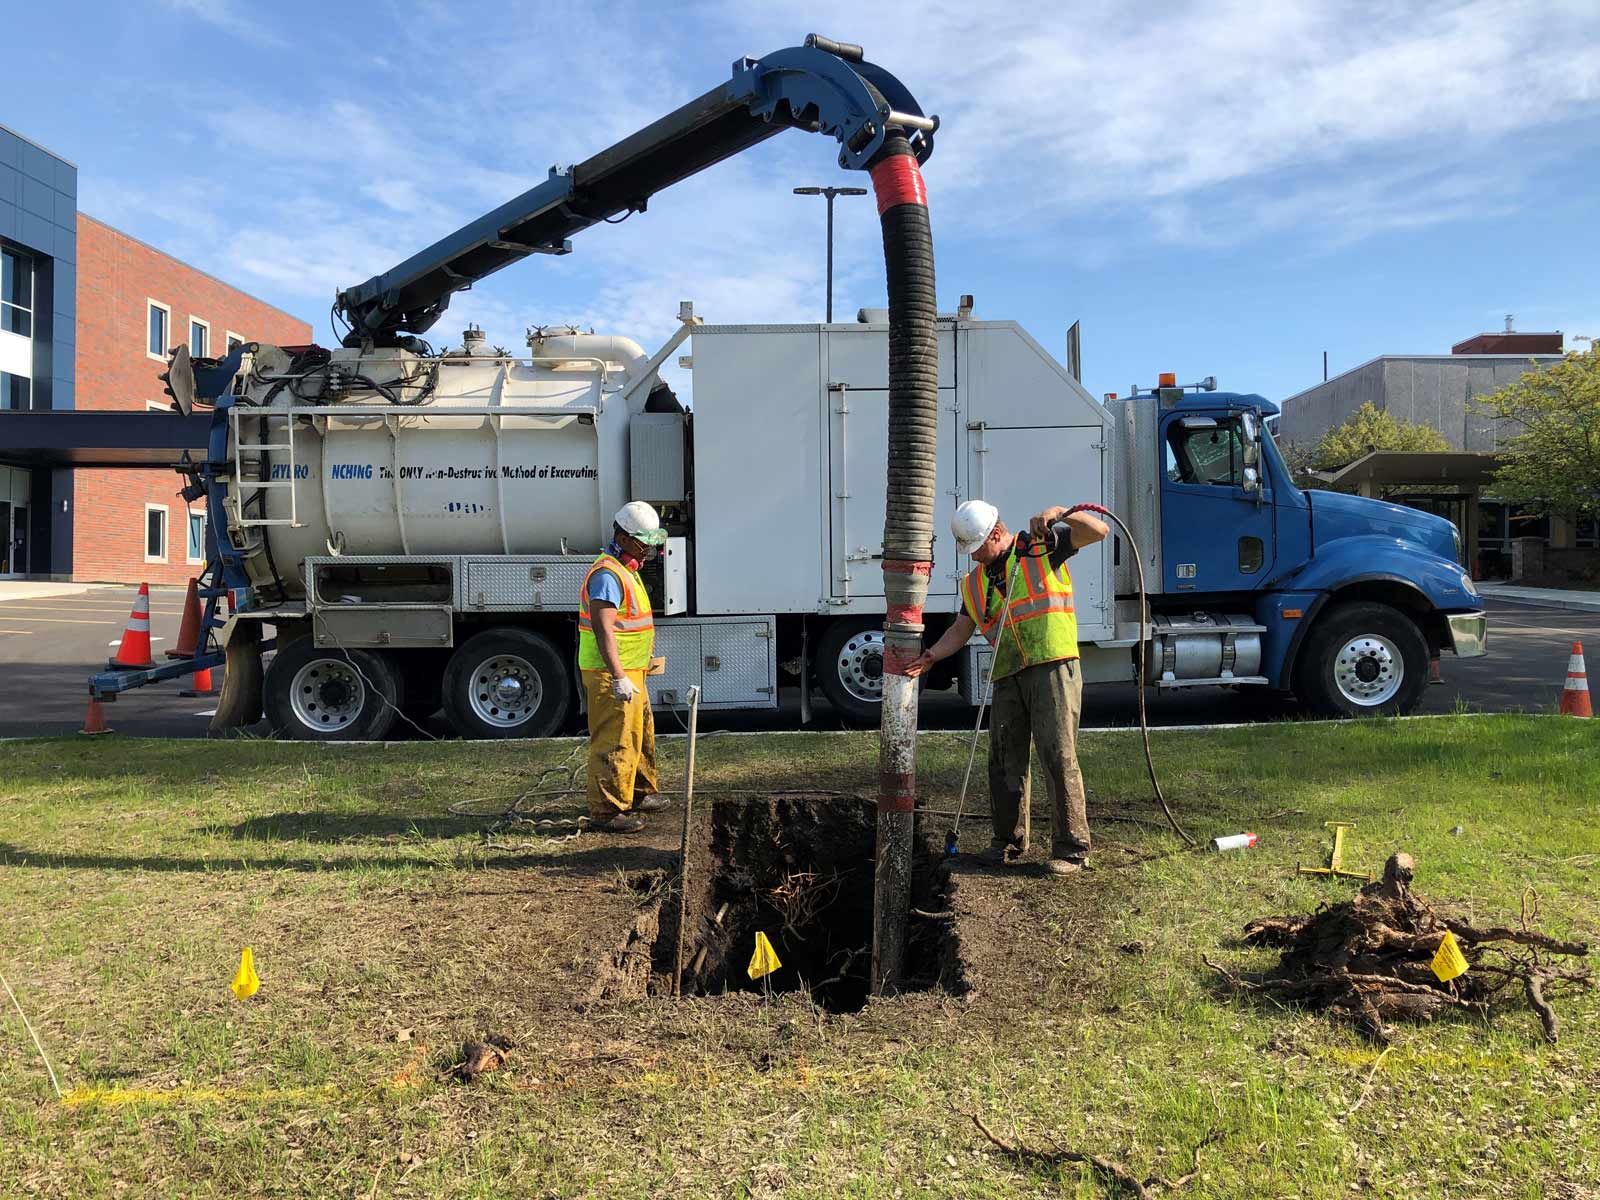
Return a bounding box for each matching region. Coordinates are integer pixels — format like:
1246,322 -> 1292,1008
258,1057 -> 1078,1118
952,500 -> 1000,556
614,500 -> 667,546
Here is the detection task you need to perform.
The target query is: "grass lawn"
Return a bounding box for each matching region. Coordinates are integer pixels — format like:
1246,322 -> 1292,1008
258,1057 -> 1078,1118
1,715 -> 1597,1198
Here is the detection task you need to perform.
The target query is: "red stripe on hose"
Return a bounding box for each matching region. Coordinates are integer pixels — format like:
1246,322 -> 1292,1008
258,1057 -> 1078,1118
869,155 -> 928,216
885,602 -> 925,626
882,559 -> 932,575
882,644 -> 924,676
877,772 -> 917,813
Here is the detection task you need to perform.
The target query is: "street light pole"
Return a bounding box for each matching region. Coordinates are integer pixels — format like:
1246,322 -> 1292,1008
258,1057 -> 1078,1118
794,185 -> 867,323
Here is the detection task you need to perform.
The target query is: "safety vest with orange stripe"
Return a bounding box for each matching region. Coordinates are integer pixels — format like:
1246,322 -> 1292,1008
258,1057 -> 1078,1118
577,552 -> 655,672
959,541 -> 1078,681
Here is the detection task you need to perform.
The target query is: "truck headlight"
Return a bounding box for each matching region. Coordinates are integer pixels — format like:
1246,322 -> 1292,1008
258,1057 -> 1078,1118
1461,571 -> 1479,598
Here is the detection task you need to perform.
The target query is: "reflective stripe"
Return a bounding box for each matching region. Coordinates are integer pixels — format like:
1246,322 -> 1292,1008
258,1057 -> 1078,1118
127,618 -> 151,632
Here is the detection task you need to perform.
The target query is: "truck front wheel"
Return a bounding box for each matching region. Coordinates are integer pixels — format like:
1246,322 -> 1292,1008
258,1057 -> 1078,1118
263,640 -> 406,741
1294,601 -> 1428,718
442,628 -> 570,739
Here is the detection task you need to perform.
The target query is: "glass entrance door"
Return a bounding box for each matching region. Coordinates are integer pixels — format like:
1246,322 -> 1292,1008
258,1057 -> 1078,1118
0,466 -> 28,577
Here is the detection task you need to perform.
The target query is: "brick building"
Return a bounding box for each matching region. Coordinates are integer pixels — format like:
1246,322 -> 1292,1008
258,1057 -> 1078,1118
72,215 -> 311,584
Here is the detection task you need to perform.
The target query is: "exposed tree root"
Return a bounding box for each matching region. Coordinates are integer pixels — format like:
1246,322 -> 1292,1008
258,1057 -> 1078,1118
1215,854 -> 1592,1043
967,1111 -> 1219,1199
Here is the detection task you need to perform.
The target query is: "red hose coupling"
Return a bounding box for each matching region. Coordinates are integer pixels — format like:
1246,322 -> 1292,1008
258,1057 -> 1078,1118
868,154 -> 928,216
1068,503 -> 1111,517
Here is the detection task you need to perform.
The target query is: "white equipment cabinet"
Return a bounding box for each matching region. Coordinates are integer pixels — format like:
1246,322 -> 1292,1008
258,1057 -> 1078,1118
686,314 -> 1115,641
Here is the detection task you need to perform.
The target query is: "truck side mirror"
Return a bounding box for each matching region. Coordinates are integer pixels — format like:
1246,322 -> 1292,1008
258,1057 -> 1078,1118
1240,411 -> 1260,468
1242,466 -> 1261,494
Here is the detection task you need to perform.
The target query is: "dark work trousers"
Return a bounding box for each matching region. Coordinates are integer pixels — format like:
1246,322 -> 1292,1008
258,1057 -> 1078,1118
988,658 -> 1091,861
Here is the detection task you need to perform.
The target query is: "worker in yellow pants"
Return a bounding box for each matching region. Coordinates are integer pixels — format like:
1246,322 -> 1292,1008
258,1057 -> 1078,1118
578,502 -> 669,833
581,667 -> 660,824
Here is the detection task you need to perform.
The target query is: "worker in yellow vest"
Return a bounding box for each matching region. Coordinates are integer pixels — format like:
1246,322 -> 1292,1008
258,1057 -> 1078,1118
907,500 -> 1109,873
578,501 -> 669,833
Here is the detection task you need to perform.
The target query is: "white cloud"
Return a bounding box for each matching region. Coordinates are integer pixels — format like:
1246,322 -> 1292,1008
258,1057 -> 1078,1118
159,0 -> 285,47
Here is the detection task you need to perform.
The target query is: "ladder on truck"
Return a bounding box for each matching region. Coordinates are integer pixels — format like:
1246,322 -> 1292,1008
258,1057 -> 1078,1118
229,406 -> 302,529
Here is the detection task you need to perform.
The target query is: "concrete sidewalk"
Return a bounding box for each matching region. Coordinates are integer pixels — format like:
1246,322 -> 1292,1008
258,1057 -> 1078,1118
0,580 -> 116,602
1478,582 -> 1600,613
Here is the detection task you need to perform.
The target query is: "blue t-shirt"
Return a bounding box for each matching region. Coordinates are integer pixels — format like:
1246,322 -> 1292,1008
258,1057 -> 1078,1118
586,543 -> 627,609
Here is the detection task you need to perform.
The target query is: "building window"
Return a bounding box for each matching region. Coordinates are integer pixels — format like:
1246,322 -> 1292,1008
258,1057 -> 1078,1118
190,317 -> 209,358
226,332 -> 243,353
148,300 -> 171,360
187,510 -> 206,564
145,504 -> 168,563
2,248 -> 33,338
2,373 -> 30,411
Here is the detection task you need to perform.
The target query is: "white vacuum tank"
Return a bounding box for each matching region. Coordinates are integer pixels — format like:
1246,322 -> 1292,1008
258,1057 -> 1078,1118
227,328 -> 656,597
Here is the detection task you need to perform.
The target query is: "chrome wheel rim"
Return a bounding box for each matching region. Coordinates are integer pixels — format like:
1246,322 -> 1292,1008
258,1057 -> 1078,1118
835,630 -> 885,705
469,653 -> 542,729
1334,634 -> 1403,707
290,658 -> 366,732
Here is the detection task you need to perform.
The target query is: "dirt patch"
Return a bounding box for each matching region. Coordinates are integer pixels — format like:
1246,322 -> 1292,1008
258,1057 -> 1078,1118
591,794 -> 964,1011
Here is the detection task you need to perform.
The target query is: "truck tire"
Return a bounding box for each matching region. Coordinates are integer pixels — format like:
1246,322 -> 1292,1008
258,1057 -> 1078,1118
263,640 -> 406,741
442,628 -> 569,739
816,617 -> 886,727
1294,601 -> 1428,718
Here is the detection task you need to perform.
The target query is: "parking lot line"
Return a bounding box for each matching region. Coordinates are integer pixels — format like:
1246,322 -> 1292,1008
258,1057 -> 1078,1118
0,615 -> 134,625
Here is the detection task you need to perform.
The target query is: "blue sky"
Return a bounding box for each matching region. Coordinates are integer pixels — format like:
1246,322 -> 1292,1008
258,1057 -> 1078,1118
5,0 -> 1597,406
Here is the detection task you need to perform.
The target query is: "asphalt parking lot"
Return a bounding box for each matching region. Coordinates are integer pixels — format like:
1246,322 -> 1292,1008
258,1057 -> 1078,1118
0,587 -> 1590,740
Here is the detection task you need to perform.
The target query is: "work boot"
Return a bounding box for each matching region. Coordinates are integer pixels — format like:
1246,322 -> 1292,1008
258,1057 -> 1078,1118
634,794 -> 670,813
979,843 -> 1021,867
1045,857 -> 1085,876
589,813 -> 646,834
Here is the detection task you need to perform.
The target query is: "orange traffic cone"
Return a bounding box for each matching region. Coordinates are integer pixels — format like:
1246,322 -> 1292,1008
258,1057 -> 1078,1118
80,694 -> 113,736
181,665 -> 218,698
110,584 -> 155,669
1560,641 -> 1592,718
167,578 -> 202,660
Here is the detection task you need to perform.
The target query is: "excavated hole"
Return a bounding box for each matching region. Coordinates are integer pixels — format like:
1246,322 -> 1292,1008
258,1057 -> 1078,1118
641,794 -> 962,1014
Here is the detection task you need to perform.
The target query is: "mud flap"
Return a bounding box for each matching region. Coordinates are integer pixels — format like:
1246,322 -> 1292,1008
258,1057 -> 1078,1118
210,619 -> 263,733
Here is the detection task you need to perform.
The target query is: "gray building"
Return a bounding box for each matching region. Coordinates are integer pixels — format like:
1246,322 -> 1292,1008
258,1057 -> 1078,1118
1278,333 -> 1586,579
0,124 -> 77,578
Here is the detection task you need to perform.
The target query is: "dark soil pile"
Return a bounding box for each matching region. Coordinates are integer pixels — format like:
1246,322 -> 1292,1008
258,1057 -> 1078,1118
1208,852 -> 1593,1043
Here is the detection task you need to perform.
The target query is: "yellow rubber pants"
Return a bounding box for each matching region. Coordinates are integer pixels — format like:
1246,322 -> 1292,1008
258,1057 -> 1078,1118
582,669 -> 659,817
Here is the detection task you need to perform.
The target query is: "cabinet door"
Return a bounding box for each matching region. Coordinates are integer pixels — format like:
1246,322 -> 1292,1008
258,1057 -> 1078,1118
698,619 -> 777,708
825,328 -> 960,599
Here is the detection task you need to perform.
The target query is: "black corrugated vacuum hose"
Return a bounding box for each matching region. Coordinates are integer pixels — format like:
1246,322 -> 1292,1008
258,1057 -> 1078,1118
869,130 -> 938,993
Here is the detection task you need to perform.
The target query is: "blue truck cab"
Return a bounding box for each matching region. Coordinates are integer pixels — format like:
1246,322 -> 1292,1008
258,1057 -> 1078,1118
1115,381 -> 1487,717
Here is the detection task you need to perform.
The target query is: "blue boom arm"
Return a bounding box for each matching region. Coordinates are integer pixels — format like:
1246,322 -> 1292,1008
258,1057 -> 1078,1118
333,35 -> 936,348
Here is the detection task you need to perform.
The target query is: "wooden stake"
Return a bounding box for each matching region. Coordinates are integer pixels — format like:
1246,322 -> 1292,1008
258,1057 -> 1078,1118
673,686 -> 702,997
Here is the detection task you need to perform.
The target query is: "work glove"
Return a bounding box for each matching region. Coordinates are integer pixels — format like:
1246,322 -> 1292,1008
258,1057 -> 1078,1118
610,675 -> 638,702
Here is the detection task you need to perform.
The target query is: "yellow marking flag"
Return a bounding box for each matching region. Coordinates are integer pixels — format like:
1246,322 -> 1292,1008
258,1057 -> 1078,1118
231,946 -> 261,1000
1430,930 -> 1469,983
747,931 -> 782,981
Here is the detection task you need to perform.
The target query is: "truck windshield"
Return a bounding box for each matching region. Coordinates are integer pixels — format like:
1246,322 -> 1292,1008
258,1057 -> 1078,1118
1167,419 -> 1244,486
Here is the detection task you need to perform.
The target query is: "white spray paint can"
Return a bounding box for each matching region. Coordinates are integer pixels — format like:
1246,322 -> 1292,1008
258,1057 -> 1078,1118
1211,832 -> 1258,852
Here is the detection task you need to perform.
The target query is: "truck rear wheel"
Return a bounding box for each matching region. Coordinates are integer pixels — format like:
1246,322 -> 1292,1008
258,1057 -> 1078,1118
442,628 -> 569,739
1294,601 -> 1428,718
815,617 -> 885,727
263,640 -> 406,741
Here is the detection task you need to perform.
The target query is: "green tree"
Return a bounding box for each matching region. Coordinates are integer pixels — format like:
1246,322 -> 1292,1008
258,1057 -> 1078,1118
1310,401 -> 1450,471
1474,348 -> 1600,518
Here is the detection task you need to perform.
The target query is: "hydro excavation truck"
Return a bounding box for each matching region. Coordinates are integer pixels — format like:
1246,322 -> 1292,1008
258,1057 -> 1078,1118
92,40 -> 1486,739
